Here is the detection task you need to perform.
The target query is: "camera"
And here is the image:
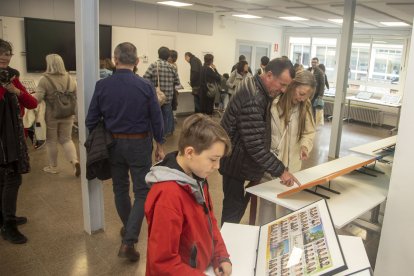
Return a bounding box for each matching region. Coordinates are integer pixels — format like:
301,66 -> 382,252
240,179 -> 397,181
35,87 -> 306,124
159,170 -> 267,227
0,69 -> 11,86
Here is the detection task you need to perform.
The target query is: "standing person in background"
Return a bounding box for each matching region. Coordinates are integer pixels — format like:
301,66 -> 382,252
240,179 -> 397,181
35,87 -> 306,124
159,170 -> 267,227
86,42 -> 165,262
0,39 -> 37,244
168,50 -> 179,113
200,54 -> 221,115
99,58 -> 115,79
307,57 -> 325,116
144,47 -> 180,138
35,54 -> 80,176
318,64 -> 329,90
257,56 -> 270,75
219,58 -> 299,225
184,52 -> 202,113
230,55 -> 252,74
227,60 -> 253,97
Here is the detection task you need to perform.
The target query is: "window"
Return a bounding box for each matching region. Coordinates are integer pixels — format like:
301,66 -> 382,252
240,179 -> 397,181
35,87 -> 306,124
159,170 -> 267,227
289,37 -> 338,84
349,38 -> 404,90
236,40 -> 271,73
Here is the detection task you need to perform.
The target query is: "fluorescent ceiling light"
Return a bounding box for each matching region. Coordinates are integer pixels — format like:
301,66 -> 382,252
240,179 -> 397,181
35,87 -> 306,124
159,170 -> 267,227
232,14 -> 262,19
157,1 -> 193,7
279,16 -> 308,21
328,19 -> 359,24
380,21 -> 409,27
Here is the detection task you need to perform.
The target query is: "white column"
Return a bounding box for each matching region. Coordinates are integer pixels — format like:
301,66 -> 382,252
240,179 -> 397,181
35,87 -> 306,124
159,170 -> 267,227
74,0 -> 105,234
375,20 -> 414,275
328,0 -> 356,158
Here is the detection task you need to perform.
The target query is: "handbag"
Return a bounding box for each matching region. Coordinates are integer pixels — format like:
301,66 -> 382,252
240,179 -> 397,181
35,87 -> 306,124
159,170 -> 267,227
206,82 -> 219,99
313,97 -> 324,109
156,62 -> 167,106
44,75 -> 76,119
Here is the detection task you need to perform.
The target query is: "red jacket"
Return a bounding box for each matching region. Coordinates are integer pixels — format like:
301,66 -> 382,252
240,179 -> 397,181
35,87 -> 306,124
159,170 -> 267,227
145,153 -> 230,275
0,77 -> 38,114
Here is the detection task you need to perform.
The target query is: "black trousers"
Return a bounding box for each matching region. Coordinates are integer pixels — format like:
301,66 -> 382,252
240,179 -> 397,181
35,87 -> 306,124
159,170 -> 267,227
221,174 -> 250,226
0,167 -> 22,223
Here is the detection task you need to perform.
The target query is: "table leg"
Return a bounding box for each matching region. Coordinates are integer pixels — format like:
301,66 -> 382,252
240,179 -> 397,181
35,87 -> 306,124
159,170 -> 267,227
389,106 -> 401,134
370,204 -> 381,224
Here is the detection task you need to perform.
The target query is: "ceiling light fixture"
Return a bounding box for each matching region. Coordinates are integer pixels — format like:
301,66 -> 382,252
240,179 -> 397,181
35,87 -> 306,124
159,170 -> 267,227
279,16 -> 308,21
157,1 -> 193,7
328,19 -> 359,24
232,14 -> 262,19
380,21 -> 410,27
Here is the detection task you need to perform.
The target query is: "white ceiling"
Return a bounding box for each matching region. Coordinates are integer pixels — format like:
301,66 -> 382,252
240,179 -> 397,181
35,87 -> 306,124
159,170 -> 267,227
133,0 -> 414,29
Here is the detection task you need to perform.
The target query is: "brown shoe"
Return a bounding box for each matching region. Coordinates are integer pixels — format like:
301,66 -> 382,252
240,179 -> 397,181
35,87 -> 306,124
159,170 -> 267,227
118,243 -> 140,262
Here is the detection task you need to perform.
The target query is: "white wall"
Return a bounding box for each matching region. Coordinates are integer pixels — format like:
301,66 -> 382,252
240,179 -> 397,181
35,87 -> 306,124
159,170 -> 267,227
0,15 -> 283,86
374,22 -> 414,275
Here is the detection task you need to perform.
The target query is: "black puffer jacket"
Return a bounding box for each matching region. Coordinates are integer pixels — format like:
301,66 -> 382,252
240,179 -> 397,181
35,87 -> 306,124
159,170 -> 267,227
219,75 -> 285,181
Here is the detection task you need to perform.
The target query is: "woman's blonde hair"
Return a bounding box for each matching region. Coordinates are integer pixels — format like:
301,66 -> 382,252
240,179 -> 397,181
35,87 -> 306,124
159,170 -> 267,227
45,54 -> 67,75
277,70 -> 316,141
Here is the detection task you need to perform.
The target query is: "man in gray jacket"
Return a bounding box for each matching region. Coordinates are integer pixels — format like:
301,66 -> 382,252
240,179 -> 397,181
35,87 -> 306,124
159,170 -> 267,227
220,57 -> 300,225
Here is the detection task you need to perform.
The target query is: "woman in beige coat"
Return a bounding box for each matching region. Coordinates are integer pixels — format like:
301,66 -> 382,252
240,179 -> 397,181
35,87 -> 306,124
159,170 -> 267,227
35,54 -> 80,176
259,70 -> 316,224
270,70 -> 316,173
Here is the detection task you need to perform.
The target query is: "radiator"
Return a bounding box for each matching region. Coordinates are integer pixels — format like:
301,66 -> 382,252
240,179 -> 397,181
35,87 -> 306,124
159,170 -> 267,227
324,101 -> 381,126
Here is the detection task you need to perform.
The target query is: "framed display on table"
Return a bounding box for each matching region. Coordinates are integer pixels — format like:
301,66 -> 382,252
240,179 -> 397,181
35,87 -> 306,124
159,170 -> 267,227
255,199 -> 347,276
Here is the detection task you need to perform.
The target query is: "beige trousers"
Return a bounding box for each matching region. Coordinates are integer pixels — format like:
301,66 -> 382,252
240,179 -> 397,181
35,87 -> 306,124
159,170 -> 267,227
45,114 -> 78,167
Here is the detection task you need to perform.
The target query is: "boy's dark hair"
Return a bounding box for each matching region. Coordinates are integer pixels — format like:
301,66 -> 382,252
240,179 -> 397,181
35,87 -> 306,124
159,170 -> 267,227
238,55 -> 246,62
265,57 -> 295,79
169,50 -> 178,63
260,56 -> 270,66
222,73 -> 230,79
312,57 -> 319,62
178,114 -> 231,156
185,52 -> 192,58
158,46 -> 170,60
204,54 -> 214,65
236,60 -> 248,74
0,39 -> 13,55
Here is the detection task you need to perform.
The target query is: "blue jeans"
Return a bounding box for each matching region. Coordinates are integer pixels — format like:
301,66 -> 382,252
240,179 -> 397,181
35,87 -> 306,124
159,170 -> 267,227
109,137 -> 152,246
161,103 -> 174,136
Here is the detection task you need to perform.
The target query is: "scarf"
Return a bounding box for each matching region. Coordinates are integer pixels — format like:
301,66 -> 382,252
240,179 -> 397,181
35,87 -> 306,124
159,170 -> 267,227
0,91 -> 30,174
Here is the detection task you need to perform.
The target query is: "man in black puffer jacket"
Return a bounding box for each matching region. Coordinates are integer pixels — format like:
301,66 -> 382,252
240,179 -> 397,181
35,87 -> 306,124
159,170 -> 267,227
220,57 -> 299,225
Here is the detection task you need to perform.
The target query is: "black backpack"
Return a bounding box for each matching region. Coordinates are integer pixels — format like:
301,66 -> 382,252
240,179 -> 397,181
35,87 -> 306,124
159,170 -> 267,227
44,75 -> 76,119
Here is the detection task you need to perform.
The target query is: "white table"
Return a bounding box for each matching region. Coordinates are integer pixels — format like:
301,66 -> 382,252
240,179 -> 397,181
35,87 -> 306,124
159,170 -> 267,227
205,223 -> 371,276
176,88 -> 194,115
246,172 -> 388,229
349,136 -> 397,157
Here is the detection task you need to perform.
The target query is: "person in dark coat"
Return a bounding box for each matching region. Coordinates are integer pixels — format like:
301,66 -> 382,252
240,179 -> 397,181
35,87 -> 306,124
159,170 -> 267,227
200,54 -> 221,115
184,52 -> 202,113
0,39 -> 38,244
219,58 -> 299,225
308,57 -> 325,116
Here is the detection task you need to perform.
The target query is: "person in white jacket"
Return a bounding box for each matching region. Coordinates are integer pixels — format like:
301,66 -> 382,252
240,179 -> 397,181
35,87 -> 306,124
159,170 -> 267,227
259,70 -> 316,224
269,70 -> 316,173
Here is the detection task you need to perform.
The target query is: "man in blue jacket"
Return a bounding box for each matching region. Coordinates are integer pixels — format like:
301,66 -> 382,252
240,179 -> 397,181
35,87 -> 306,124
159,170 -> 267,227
86,42 -> 164,262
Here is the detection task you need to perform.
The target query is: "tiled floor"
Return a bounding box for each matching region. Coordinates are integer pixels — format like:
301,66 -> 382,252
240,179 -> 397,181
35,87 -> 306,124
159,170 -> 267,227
0,117 -> 392,275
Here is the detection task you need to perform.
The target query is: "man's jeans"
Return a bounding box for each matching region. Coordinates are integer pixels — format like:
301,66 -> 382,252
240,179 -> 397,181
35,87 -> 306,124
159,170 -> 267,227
109,137 -> 152,246
161,103 -> 174,135
0,168 -> 22,223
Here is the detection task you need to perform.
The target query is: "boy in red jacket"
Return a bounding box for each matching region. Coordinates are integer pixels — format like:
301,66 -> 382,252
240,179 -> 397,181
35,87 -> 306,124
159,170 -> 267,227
145,114 -> 232,276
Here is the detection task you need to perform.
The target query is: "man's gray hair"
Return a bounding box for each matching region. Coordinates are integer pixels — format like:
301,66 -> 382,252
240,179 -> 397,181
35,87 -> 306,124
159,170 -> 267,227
114,42 -> 138,65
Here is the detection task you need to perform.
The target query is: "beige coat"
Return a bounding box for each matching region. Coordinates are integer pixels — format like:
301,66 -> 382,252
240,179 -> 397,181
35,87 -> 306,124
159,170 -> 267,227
270,97 -> 315,173
35,73 -> 77,121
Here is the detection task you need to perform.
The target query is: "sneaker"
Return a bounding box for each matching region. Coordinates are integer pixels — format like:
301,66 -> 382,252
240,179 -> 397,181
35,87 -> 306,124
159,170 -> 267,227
43,166 -> 59,174
118,243 -> 140,262
73,162 -> 81,177
34,140 -> 46,150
